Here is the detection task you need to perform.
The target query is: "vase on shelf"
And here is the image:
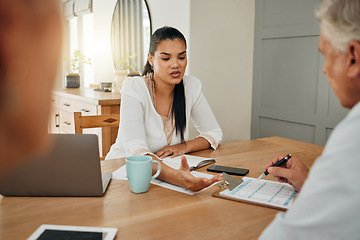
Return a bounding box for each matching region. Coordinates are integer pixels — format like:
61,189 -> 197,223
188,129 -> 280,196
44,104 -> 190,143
112,70 -> 128,93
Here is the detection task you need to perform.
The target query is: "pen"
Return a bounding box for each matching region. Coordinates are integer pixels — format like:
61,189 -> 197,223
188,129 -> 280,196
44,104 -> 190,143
257,154 -> 292,179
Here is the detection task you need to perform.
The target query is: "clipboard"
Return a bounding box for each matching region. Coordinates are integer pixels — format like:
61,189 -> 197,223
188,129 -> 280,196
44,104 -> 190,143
212,173 -> 297,211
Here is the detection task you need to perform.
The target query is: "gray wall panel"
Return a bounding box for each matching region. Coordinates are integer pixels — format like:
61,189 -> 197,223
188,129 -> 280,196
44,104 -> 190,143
261,36 -> 319,113
326,128 -> 333,142
262,0 -> 321,28
328,88 -> 349,117
259,117 -> 315,143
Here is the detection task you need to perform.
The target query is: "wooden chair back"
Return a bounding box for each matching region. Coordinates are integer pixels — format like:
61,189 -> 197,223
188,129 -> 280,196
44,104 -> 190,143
74,112 -> 120,159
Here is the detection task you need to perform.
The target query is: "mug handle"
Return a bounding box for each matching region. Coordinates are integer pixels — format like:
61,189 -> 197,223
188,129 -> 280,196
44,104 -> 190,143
151,160 -> 161,179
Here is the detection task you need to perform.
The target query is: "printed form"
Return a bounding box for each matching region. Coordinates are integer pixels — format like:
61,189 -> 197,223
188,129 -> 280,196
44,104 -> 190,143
220,177 -> 297,209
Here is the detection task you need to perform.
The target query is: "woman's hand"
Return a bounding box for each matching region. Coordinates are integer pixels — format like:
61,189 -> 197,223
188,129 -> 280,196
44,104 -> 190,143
156,143 -> 187,159
156,138 -> 212,159
265,155 -> 309,192
175,156 -> 222,192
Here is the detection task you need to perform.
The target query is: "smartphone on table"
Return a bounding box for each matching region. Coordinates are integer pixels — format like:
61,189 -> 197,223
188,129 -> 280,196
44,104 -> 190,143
207,165 -> 249,176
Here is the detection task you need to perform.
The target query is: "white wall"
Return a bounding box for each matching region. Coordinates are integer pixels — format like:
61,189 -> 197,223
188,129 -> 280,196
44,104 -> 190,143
147,0 -> 190,38
146,0 -> 191,73
189,0 -> 255,143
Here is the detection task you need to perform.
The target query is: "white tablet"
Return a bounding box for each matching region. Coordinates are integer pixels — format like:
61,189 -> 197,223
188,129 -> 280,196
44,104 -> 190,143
27,224 -> 117,240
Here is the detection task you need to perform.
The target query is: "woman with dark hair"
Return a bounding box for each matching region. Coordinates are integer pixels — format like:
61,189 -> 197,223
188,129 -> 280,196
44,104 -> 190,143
106,26 -> 223,191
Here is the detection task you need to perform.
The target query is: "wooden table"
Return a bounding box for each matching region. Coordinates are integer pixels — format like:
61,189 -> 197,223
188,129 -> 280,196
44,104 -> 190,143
0,137 -> 323,240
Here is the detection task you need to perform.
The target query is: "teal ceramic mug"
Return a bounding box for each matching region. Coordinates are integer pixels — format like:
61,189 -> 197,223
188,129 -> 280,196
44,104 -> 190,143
126,155 -> 161,193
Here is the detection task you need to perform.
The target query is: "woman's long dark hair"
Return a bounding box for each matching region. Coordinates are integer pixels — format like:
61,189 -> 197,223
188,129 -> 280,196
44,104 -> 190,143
142,26 -> 187,143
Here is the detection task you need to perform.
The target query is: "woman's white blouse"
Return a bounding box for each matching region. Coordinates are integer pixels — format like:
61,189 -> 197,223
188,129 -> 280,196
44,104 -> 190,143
105,75 -> 223,160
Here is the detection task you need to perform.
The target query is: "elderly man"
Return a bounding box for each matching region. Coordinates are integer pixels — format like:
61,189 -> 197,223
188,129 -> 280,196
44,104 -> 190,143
259,0 -> 360,239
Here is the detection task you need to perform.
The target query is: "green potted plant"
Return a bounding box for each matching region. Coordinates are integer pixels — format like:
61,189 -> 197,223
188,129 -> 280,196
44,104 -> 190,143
112,52 -> 139,93
64,50 -> 92,88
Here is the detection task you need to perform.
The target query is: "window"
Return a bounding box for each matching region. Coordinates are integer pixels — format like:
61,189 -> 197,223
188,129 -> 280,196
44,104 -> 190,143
64,0 -> 94,88
69,18 -> 78,58
81,14 -> 94,87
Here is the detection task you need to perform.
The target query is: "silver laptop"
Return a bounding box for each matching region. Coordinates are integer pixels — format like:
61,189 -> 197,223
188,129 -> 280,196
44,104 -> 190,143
0,134 -> 111,197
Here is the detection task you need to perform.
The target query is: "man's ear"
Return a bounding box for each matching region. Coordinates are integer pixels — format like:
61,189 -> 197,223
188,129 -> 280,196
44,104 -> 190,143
347,41 -> 360,78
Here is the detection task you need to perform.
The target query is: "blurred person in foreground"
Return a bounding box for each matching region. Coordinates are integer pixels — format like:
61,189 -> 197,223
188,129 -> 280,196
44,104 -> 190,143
260,0 -> 360,239
0,0 -> 62,179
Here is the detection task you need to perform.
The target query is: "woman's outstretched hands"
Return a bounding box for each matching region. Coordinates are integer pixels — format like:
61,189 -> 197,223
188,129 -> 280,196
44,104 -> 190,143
265,155 -> 309,192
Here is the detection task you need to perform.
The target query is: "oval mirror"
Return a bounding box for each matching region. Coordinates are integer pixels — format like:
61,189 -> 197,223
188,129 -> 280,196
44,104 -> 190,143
111,0 -> 151,74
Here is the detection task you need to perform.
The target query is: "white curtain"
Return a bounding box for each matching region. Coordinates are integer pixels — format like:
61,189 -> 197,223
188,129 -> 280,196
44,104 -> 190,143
111,0 -> 144,73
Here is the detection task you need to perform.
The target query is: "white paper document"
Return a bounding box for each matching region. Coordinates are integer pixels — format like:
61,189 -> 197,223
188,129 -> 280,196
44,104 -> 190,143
220,177 -> 297,209
112,164 -> 128,180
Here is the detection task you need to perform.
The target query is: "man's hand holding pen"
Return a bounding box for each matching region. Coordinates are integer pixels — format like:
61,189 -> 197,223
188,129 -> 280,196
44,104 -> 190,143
264,155 -> 309,192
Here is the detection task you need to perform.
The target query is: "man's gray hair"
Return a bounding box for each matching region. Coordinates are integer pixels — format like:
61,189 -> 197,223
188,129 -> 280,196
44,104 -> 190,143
316,0 -> 360,52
